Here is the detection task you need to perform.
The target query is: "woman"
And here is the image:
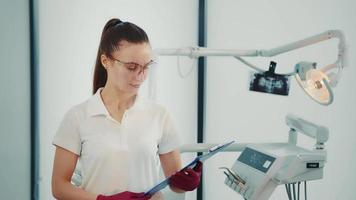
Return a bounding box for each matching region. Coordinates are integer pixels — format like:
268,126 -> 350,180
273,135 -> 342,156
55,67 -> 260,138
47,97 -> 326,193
51,18 -> 202,200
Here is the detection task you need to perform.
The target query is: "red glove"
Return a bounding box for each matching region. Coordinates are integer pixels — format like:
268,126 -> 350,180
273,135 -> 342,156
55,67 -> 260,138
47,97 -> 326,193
169,161 -> 203,191
97,191 -> 151,200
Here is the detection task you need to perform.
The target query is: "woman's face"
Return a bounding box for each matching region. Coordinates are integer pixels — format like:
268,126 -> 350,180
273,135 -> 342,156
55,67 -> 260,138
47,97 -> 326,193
104,41 -> 153,95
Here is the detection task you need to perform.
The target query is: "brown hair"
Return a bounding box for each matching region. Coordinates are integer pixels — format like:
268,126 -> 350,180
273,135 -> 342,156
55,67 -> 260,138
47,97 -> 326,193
92,18 -> 150,94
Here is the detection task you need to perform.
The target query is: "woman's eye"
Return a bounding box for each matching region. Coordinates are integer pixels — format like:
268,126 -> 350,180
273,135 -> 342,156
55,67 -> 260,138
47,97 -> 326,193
126,65 -> 137,71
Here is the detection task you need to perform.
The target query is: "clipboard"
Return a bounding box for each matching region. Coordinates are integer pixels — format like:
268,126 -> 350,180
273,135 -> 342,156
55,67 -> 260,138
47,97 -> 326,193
144,140 -> 235,196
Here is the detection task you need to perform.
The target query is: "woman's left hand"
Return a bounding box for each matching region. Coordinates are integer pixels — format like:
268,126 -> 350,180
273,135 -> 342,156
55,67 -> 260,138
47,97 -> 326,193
168,161 -> 202,191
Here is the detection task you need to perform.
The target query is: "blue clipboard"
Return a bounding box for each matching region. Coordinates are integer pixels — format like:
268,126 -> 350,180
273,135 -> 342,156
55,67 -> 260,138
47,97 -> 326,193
144,140 -> 235,196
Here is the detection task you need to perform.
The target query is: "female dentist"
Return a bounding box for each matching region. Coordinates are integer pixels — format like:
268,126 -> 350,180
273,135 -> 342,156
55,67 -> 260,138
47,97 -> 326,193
51,18 -> 202,200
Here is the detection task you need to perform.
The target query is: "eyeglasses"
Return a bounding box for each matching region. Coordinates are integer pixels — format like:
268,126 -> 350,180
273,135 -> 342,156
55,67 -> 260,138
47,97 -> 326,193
111,57 -> 156,74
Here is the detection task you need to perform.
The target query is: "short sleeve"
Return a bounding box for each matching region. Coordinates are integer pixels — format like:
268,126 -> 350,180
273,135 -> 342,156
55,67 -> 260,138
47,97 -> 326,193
157,110 -> 181,154
52,108 -> 82,155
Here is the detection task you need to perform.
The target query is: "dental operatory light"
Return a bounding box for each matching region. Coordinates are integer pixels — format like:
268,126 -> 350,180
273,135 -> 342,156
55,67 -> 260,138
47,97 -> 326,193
154,30 -> 347,105
295,62 -> 333,105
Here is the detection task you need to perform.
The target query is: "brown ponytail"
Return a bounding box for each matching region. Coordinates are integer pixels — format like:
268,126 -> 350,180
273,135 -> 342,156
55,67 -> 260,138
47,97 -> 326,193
92,18 -> 150,94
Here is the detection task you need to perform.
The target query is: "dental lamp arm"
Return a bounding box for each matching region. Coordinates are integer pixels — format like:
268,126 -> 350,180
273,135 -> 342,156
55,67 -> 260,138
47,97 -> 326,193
154,47 -> 259,58
259,30 -> 345,60
154,30 -> 345,62
154,30 -> 346,79
285,114 -> 329,149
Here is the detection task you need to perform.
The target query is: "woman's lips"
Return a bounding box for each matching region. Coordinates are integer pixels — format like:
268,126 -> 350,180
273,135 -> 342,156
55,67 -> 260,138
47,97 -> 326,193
130,84 -> 140,88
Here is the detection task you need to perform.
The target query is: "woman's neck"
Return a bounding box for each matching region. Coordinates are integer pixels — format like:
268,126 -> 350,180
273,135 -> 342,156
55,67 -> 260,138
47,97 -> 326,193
100,85 -> 136,110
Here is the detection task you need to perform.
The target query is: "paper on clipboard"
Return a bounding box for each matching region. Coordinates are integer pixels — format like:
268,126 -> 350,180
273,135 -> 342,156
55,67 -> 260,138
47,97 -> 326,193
144,140 -> 235,196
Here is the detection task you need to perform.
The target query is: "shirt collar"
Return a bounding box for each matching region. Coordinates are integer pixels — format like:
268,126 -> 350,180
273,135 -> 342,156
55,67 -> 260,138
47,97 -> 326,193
86,87 -> 144,117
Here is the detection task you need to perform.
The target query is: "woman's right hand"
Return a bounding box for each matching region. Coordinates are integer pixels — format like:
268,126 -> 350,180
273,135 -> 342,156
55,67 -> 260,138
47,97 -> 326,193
97,191 -> 151,200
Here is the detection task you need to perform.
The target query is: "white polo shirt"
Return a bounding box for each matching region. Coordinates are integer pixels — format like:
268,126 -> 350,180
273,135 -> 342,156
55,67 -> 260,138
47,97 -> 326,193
53,87 -> 180,195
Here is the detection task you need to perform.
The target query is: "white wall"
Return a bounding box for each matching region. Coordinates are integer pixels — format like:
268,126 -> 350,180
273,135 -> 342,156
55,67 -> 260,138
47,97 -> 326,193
205,0 -> 356,199
0,0 -> 31,199
38,0 -> 198,200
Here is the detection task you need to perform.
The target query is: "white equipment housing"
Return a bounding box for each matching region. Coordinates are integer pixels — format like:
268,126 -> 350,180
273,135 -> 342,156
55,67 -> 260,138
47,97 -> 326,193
222,114 -> 329,200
